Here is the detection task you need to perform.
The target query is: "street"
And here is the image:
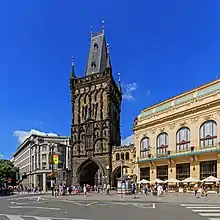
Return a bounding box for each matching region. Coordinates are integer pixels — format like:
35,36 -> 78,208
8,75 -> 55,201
0,194 -> 217,220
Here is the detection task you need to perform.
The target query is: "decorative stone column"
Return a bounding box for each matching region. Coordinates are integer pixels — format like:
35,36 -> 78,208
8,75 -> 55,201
217,157 -> 220,179
66,146 -> 69,169
33,174 -> 37,187
190,161 -> 199,179
43,173 -> 47,191
168,164 -> 176,179
150,166 -> 156,181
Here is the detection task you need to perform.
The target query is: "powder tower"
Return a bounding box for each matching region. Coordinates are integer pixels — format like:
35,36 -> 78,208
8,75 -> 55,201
70,24 -> 122,185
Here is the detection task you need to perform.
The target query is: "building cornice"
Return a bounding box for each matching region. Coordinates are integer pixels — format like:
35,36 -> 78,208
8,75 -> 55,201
14,134 -> 70,157
140,79 -> 219,114
133,99 -> 220,132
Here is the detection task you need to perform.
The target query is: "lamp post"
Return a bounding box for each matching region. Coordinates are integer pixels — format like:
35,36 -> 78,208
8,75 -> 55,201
106,165 -> 109,184
49,142 -> 57,196
120,159 -> 123,199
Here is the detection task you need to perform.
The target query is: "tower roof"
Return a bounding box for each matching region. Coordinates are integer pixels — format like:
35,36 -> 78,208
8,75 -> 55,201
85,30 -> 111,76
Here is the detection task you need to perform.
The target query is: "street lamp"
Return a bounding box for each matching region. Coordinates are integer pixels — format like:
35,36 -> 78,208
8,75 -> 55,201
106,165 -> 109,185
120,159 -> 123,199
49,142 -> 57,196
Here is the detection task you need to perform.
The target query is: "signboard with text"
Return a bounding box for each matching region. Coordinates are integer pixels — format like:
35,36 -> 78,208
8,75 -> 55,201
53,154 -> 59,165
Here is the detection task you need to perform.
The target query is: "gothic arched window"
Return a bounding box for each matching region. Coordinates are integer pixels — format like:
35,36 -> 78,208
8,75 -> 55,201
176,127 -> 190,151
156,132 -> 168,155
125,152 -> 130,160
121,152 -> 124,160
94,42 -> 98,49
91,61 -> 96,72
200,120 -> 217,147
140,137 -> 150,158
116,153 -> 120,161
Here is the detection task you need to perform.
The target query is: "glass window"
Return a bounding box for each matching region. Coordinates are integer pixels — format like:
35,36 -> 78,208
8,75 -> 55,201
121,152 -> 124,160
140,137 -> 150,158
42,154 -> 47,161
156,133 -> 168,155
176,163 -> 190,180
140,167 -> 150,181
176,127 -> 190,151
125,152 -> 129,160
200,160 -> 217,179
200,120 -> 217,147
156,165 -> 168,181
116,153 -> 120,161
42,162 -> 47,170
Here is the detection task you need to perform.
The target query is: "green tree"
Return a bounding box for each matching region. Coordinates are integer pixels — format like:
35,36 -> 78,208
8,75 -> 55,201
0,159 -> 18,184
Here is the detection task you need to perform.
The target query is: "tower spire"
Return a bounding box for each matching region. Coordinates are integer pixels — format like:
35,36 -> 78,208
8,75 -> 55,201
117,72 -> 122,93
85,23 -> 111,76
90,26 -> 93,38
101,20 -> 105,34
71,56 -> 76,78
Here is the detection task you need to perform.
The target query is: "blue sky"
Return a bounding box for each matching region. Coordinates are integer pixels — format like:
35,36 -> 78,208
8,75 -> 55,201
1,0 -> 220,159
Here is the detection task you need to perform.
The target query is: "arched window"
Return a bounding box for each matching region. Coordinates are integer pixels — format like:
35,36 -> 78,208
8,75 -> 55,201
200,120 -> 217,147
157,132 -> 168,155
176,127 -> 190,151
94,42 -> 98,49
140,137 -> 150,158
116,153 -> 120,161
121,152 -> 124,160
125,152 -> 129,160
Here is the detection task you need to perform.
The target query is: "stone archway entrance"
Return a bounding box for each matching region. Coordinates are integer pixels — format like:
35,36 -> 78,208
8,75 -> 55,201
112,165 -> 130,187
77,160 -> 103,186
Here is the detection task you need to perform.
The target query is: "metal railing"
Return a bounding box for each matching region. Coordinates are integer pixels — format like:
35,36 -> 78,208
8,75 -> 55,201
138,142 -> 220,163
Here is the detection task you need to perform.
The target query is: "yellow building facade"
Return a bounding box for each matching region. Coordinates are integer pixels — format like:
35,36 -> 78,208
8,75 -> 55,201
112,144 -> 136,187
133,79 -> 220,182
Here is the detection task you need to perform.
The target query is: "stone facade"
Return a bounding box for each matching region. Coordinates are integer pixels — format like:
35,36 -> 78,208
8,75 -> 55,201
13,134 -> 70,190
112,144 -> 136,186
70,29 -> 122,185
133,79 -> 220,182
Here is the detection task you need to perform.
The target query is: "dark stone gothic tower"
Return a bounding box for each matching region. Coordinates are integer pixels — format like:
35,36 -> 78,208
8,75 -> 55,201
70,26 -> 122,186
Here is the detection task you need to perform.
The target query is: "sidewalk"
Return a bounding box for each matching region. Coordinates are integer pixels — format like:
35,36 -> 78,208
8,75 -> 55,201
42,192 -> 220,204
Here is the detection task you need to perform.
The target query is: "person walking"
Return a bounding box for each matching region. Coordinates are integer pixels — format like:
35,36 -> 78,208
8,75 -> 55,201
83,184 -> 87,196
201,182 -> 207,196
194,183 -> 198,197
106,183 -> 110,195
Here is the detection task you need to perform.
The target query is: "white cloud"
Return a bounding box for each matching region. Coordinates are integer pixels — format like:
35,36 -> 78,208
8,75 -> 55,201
146,89 -> 151,96
13,129 -> 58,144
121,134 -> 134,145
122,82 -> 137,101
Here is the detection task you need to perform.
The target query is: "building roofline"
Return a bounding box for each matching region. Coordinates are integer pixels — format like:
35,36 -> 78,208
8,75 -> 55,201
14,133 -> 70,157
140,78 -> 219,114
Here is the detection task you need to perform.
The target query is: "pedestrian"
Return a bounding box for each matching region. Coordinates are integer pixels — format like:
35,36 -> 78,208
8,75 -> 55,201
106,183 -> 110,195
83,184 -> 87,196
157,184 -> 162,197
131,182 -> 136,198
194,183 -> 198,197
201,182 -> 207,197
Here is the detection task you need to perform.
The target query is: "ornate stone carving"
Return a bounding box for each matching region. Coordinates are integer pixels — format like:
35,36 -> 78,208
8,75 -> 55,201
151,129 -> 156,134
191,117 -> 198,123
134,117 -> 138,126
179,121 -> 186,127
193,91 -> 197,99
169,123 -> 175,129
160,128 -> 165,133
204,114 -> 213,121
143,133 -> 148,137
